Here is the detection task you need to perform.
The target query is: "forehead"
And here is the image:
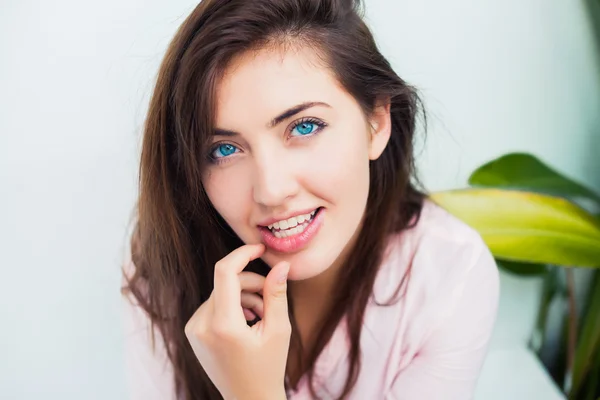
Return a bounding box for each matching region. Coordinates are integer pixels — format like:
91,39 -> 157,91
215,46 -> 345,125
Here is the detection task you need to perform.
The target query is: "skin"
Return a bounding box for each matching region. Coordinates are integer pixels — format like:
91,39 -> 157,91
185,244 -> 291,400
188,45 -> 391,397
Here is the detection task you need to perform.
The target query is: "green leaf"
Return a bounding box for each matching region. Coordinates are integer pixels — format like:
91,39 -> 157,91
430,189 -> 600,267
571,272 -> 600,398
469,153 -> 600,204
496,259 -> 548,276
583,354 -> 599,400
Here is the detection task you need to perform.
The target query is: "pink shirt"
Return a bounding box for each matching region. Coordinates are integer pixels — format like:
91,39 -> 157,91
122,200 -> 500,399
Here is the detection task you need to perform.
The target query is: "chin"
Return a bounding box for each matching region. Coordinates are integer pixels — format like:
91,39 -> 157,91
262,248 -> 337,281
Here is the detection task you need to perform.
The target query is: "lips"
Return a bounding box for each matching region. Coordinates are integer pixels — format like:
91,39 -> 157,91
259,207 -> 324,253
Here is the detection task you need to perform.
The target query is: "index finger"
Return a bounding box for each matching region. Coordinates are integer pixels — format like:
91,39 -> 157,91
212,243 -> 265,325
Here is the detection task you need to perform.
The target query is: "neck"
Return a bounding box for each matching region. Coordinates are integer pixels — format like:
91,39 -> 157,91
287,220 -> 361,339
284,221 -> 363,386
288,258 -> 339,304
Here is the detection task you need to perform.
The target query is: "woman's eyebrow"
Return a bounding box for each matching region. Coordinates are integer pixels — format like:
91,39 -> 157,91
213,101 -> 331,137
267,101 -> 331,128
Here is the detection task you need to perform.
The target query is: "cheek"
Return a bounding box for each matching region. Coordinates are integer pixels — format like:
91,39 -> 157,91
300,126 -> 370,200
203,167 -> 252,227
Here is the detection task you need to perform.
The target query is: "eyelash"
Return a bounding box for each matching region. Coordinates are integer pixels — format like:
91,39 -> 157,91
207,117 -> 328,165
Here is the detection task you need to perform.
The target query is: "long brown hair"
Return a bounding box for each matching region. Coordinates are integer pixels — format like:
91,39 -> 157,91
122,0 -> 428,398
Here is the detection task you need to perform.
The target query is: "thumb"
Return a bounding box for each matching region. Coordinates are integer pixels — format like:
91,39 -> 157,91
263,261 -> 291,332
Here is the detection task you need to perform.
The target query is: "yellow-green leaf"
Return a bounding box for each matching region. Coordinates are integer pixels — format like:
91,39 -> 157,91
430,189 -> 600,267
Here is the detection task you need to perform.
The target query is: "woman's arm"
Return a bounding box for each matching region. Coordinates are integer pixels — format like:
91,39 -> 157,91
386,245 -> 500,400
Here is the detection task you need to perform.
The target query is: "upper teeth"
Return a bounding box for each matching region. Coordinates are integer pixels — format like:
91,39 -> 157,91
268,209 -> 317,230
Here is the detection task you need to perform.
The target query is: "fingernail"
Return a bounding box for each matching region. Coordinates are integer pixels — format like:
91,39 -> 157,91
277,263 -> 290,284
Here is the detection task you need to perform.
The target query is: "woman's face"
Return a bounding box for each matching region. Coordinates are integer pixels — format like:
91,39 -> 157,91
202,46 -> 390,281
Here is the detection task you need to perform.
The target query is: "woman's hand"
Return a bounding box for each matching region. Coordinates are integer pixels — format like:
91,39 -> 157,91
184,244 -> 290,400
239,270 -> 266,322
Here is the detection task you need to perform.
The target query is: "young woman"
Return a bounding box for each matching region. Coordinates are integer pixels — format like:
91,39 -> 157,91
121,0 -> 500,399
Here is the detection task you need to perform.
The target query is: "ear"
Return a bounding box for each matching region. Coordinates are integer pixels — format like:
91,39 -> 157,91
368,98 -> 392,161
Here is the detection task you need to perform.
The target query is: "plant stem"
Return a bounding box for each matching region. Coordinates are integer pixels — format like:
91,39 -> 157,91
566,268 -> 578,385
570,270 -> 600,399
529,266 -> 559,354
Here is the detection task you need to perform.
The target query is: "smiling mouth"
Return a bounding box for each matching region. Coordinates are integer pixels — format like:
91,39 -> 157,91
264,207 -> 323,238
258,207 -> 325,253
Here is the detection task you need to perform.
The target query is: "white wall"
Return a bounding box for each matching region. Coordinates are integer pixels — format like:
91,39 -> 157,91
1,0 -> 599,398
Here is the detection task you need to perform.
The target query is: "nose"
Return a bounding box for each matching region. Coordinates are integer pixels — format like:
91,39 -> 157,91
252,150 -> 299,207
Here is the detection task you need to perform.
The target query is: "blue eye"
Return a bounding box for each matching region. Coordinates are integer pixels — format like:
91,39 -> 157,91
211,143 -> 239,160
293,122 -> 316,136
290,118 -> 326,137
